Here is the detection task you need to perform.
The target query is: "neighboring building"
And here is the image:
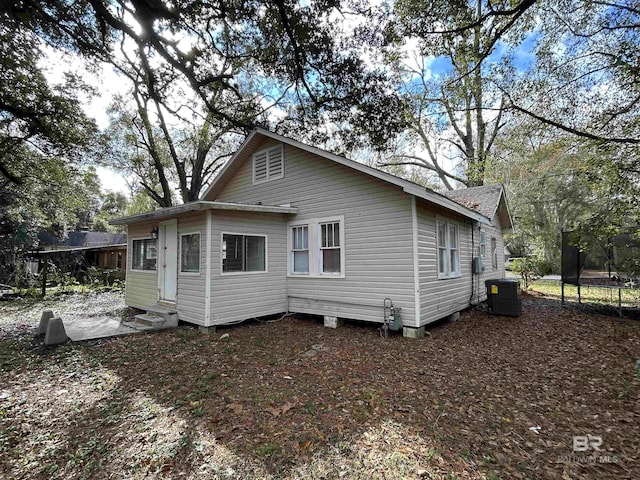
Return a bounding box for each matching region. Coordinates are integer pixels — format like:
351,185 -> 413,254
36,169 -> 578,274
34,231 -> 127,278
111,129 -> 512,337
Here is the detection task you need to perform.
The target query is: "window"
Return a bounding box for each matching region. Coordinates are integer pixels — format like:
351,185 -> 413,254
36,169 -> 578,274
437,219 -> 460,277
287,216 -> 344,277
222,234 -> 266,273
252,145 -> 284,184
132,238 -> 157,271
449,224 -> 459,274
491,237 -> 498,270
291,225 -> 309,273
181,233 -> 201,273
437,220 -> 448,275
479,231 -> 486,259
320,222 -> 341,274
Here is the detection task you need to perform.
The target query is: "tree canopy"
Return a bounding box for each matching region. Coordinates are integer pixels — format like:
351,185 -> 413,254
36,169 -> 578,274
1,0 -> 639,264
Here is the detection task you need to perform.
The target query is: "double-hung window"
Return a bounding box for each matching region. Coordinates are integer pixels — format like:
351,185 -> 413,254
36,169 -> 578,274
180,233 -> 200,273
291,225 -> 309,274
288,216 -> 344,277
222,233 -> 266,273
437,219 -> 460,278
320,222 -> 341,274
132,238 -> 157,271
491,237 -> 498,270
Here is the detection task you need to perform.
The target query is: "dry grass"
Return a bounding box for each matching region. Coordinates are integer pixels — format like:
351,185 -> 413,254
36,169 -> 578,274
1,292 -> 639,479
529,279 -> 640,309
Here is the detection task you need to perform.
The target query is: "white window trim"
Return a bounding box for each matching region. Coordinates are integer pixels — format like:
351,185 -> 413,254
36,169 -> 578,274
220,231 -> 269,276
479,231 -> 486,260
179,231 -> 202,276
436,216 -> 461,279
252,144 -> 284,185
129,236 -> 158,274
491,237 -> 498,271
290,224 -> 310,275
287,215 -> 345,279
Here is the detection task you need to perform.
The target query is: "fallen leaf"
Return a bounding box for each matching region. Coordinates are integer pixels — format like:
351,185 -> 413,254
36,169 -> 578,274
299,440 -> 312,450
265,407 -> 281,418
282,401 -> 296,414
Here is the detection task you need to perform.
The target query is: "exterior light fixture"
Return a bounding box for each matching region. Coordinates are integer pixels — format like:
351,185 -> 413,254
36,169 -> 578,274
150,227 -> 159,239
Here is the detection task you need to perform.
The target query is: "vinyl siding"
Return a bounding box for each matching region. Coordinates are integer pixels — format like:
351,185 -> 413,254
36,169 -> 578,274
477,216 -> 506,300
212,139 -> 416,326
125,221 -> 158,309
176,213 -> 207,325
417,199 -> 505,326
209,212 -> 288,324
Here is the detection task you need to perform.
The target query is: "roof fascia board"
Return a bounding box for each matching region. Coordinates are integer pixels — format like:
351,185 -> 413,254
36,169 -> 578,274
501,188 -> 515,230
486,186 -> 514,230
206,127 -> 488,223
110,201 -> 297,225
257,129 -> 490,224
403,185 -> 490,225
200,130 -> 259,200
35,243 -> 128,254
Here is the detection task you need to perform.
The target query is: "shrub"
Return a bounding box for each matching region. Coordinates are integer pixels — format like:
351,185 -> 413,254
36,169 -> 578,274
511,257 -> 547,289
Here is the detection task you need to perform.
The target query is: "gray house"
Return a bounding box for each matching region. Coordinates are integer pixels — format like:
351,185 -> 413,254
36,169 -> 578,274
111,128 -> 512,337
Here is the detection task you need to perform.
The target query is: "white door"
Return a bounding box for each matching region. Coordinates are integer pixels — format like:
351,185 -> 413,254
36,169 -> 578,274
159,220 -> 178,302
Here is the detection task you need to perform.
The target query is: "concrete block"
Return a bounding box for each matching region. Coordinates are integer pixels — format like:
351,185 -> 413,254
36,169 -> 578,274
446,312 -> 460,323
403,325 -> 426,339
164,313 -> 179,328
324,316 -> 343,328
198,325 -> 216,334
37,310 -> 55,335
44,317 -> 68,345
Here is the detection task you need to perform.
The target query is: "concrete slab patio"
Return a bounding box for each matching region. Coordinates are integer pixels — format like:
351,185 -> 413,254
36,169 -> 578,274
63,315 -> 140,341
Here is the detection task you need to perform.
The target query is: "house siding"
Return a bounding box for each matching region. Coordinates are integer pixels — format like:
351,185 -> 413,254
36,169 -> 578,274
416,203 -> 473,325
209,212 -> 288,324
477,216 -> 506,300
125,221 -> 158,309
416,199 -> 505,326
210,139 -> 417,326
176,213 -> 207,325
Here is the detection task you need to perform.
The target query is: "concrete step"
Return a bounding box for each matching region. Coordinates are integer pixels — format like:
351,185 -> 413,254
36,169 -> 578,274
121,304 -> 179,332
122,320 -> 154,332
145,303 -> 177,315
134,313 -> 167,326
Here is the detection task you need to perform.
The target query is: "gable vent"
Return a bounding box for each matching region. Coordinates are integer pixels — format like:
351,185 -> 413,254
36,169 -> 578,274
253,151 -> 268,182
253,144 -> 284,184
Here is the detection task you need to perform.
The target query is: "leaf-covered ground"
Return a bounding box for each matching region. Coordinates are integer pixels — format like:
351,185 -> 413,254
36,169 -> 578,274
0,292 -> 638,479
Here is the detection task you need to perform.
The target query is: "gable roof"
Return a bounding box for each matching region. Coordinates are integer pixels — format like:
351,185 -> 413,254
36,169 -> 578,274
443,185 -> 513,230
201,128 -> 491,225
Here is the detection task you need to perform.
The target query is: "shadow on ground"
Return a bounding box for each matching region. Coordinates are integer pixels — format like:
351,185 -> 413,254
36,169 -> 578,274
1,296 -> 639,479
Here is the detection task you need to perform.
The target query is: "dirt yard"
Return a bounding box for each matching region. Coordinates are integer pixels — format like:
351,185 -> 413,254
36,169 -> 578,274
0,292 -> 638,479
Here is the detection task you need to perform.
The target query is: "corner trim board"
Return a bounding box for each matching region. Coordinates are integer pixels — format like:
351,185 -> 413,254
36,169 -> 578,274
204,210 -> 212,326
411,196 -> 421,327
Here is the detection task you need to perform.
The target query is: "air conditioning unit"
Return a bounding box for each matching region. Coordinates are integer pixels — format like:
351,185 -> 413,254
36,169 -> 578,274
485,279 -> 522,317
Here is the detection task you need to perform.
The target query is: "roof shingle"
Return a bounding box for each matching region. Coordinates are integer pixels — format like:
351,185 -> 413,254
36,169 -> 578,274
443,185 -> 504,220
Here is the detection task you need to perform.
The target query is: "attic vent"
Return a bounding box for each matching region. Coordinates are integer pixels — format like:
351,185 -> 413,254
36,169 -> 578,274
253,144 -> 284,184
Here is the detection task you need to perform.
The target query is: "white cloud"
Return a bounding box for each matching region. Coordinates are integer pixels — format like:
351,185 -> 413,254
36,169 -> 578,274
96,166 -> 132,195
